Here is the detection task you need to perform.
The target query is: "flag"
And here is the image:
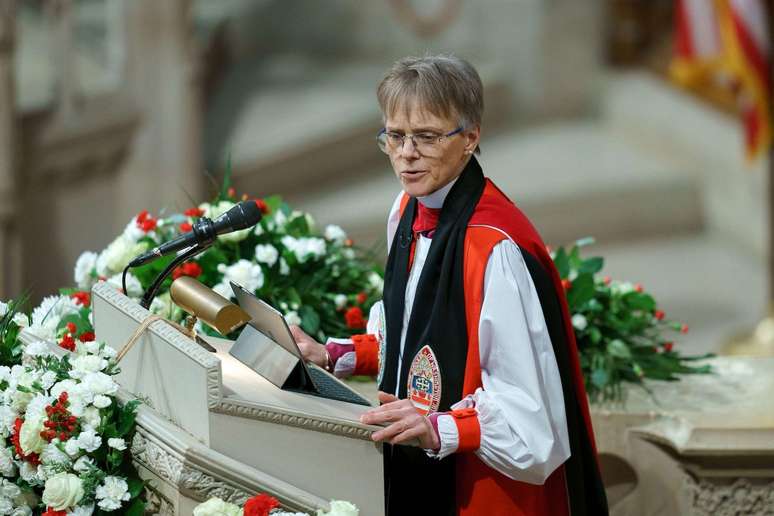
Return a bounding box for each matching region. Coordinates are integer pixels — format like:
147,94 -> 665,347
671,0 -> 771,160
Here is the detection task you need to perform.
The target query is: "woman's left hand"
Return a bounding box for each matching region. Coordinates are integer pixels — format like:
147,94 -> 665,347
360,392 -> 440,450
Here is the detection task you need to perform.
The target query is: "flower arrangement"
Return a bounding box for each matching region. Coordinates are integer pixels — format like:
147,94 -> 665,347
193,493 -> 358,516
51,188 -> 382,346
553,238 -> 712,402
0,302 -> 144,514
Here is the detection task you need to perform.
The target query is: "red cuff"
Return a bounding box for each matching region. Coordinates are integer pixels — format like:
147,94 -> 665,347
449,408 -> 481,453
352,334 -> 379,376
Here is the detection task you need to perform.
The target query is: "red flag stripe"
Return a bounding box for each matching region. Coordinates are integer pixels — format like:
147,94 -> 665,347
729,5 -> 771,92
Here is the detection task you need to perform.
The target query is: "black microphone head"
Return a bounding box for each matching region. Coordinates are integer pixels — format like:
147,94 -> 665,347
213,200 -> 263,234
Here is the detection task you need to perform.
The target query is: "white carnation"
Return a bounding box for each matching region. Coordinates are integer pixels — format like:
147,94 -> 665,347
279,258 -> 290,276
254,244 -> 279,267
11,313 -> 28,328
318,500 -> 359,516
207,202 -> 250,243
67,505 -> 95,516
73,427 -> 101,453
0,479 -> 20,500
281,236 -> 326,263
95,476 -> 130,511
334,294 -> 347,309
73,252 -> 98,290
324,225 -> 347,244
40,442 -> 72,471
0,302 -> 7,318
273,210 -> 287,229
121,218 -> 146,243
81,407 -> 101,429
92,395 -> 111,409
70,355 -> 108,379
72,456 -> 94,473
253,223 -> 264,236
18,462 -> 38,484
0,446 -> 16,477
217,260 -> 264,293
81,372 -> 118,398
0,497 -> 12,514
367,272 -> 384,292
22,341 -> 54,359
107,438 -> 126,451
0,407 -> 15,438
107,272 -> 143,298
29,296 -> 80,342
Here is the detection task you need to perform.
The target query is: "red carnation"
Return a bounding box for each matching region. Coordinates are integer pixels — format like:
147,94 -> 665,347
179,222 -> 193,233
136,210 -> 150,224
172,262 -> 203,280
680,324 -> 689,334
70,291 -> 91,307
663,342 -> 674,352
255,199 -> 270,214
140,218 -> 157,233
227,187 -> 236,198
603,275 -> 612,285
654,309 -> 665,321
78,331 -> 95,342
344,306 -> 366,329
184,207 -> 205,217
42,508 -> 66,516
243,493 -> 281,516
59,334 -> 76,352
65,322 -> 77,334
356,292 -> 367,305
634,283 -> 644,293
561,279 -> 572,291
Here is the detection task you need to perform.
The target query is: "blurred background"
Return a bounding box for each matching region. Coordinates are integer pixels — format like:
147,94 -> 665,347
0,0 -> 770,357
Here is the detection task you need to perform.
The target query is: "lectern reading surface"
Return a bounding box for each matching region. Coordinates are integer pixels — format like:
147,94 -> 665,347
229,282 -> 371,406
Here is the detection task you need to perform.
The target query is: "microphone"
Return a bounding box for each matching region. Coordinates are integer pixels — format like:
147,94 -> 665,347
128,201 -> 262,268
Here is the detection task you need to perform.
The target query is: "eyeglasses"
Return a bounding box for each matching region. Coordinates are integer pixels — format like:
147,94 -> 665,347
376,126 -> 464,155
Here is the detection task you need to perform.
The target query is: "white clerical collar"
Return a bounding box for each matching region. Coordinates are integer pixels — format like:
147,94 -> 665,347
417,176 -> 459,209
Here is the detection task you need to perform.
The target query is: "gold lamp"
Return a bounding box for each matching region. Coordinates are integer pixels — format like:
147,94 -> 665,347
169,277 -> 251,344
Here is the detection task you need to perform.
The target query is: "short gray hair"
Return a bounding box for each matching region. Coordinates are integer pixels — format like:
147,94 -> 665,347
377,54 -> 484,131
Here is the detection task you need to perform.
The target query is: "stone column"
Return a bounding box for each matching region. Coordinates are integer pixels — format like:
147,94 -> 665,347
0,0 -> 19,299
117,0 -> 204,220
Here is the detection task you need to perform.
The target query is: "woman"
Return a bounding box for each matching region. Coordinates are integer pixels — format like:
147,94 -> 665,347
292,54 -> 608,516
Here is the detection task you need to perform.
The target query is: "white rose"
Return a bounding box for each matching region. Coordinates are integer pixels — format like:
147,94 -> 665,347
19,417 -> 46,455
324,225 -> 347,244
41,473 -> 84,511
107,438 -> 126,451
95,476 -> 130,511
284,311 -> 302,326
254,244 -> 278,267
0,301 -> 7,318
217,260 -> 264,293
318,500 -> 359,516
96,236 -> 148,277
73,252 -> 98,290
193,497 -> 241,516
334,294 -> 347,309
572,314 -> 588,331
0,446 -> 15,477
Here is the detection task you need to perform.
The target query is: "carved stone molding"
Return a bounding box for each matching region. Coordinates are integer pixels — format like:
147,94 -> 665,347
683,477 -> 774,516
212,400 -> 373,441
131,431 -> 252,506
145,488 -> 175,516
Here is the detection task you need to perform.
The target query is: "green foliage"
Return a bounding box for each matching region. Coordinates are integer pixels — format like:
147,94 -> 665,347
556,238 -> 713,402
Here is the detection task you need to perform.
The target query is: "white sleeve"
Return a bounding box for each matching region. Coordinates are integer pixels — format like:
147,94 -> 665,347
429,240 -> 571,485
386,191 -> 404,251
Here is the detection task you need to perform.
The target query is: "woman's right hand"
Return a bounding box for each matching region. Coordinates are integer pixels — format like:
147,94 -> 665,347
289,325 -> 329,369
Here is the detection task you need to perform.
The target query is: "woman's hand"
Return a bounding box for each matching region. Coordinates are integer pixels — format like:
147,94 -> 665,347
289,325 -> 328,369
360,392 -> 440,450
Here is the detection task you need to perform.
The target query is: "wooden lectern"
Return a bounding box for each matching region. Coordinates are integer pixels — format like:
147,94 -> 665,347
89,282 -> 384,515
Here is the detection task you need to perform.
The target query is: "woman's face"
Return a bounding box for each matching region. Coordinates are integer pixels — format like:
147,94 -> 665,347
384,108 -> 480,198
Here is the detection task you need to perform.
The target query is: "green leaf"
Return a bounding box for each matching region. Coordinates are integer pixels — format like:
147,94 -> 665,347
127,476 -> 145,498
607,339 -> 631,359
553,247 -> 570,279
117,399 -> 141,437
220,153 -> 233,200
299,306 -> 321,335
578,257 -> 604,274
622,292 -> 656,312
567,273 -> 595,308
124,497 -> 146,516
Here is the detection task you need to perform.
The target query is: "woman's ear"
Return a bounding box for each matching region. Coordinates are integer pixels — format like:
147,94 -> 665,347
464,125 -> 481,155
